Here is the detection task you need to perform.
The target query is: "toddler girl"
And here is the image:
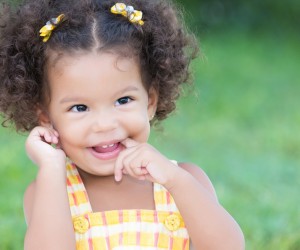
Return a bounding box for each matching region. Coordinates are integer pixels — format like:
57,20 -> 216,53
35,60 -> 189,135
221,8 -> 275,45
0,0 -> 244,249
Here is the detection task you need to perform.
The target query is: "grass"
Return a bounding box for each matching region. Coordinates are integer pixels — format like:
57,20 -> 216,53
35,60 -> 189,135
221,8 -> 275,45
0,30 -> 299,249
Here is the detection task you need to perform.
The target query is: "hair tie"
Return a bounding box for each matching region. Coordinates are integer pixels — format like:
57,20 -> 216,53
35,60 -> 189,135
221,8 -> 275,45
39,14 -> 65,42
111,3 -> 144,26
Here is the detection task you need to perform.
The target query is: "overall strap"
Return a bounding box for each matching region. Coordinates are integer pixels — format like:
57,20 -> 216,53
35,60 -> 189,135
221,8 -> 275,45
153,160 -> 181,213
153,182 -> 180,213
66,163 -> 92,217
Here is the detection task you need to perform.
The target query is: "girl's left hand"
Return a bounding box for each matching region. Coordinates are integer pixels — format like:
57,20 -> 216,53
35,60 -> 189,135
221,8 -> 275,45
114,138 -> 180,187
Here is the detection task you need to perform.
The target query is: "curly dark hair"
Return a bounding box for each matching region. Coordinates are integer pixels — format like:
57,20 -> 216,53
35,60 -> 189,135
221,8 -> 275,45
0,0 -> 198,132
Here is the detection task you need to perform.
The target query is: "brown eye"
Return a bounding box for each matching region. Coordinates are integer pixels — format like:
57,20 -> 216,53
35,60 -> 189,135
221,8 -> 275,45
70,105 -> 88,112
115,96 -> 133,106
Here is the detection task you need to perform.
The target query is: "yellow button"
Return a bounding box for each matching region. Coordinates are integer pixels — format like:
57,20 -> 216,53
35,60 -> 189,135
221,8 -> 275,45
73,216 -> 89,234
164,214 -> 181,231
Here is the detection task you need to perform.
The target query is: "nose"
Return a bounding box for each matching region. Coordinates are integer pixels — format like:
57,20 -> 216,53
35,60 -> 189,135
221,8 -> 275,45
92,109 -> 118,133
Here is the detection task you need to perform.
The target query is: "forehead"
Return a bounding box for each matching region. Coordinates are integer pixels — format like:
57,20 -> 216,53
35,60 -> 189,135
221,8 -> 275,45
46,49 -> 139,76
44,50 -> 145,102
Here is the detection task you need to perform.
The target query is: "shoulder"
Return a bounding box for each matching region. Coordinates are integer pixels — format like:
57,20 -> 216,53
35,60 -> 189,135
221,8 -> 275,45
23,180 -> 37,225
178,162 -> 219,202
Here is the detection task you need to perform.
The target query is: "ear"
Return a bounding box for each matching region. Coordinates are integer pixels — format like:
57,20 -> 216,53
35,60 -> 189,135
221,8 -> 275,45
36,106 -> 52,128
147,87 -> 158,120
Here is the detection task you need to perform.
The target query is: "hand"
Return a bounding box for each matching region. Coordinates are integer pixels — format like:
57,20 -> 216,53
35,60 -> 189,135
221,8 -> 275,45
114,138 -> 180,188
25,126 -> 66,169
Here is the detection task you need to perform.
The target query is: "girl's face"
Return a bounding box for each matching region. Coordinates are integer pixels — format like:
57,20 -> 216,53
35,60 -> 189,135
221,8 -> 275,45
40,51 -> 157,176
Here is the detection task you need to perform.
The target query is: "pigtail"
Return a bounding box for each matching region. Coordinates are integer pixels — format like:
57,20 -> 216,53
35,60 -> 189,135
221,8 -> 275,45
0,0 -> 48,131
132,0 -> 199,121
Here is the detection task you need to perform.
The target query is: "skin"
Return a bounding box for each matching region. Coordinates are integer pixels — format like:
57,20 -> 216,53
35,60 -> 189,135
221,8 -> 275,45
24,51 -> 245,250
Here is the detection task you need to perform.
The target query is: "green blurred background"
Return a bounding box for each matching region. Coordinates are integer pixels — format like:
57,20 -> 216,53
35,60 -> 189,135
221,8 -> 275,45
1,0 -> 299,249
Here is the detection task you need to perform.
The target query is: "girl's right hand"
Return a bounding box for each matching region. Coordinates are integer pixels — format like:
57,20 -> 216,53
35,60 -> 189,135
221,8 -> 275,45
25,126 -> 66,169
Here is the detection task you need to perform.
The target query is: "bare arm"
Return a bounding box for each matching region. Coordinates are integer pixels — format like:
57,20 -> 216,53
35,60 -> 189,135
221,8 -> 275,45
168,162 -> 245,250
23,127 -> 76,250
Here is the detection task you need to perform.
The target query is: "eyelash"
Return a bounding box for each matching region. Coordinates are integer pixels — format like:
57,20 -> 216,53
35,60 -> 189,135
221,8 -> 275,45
69,104 -> 88,112
115,96 -> 133,106
68,96 -> 133,112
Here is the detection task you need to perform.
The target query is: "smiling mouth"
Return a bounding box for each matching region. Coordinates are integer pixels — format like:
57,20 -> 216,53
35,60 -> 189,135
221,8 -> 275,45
92,143 -> 120,154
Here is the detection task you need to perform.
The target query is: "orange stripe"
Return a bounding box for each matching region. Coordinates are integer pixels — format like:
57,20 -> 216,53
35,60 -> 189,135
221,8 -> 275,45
101,212 -> 111,249
72,192 -> 79,206
154,211 -> 159,247
169,236 -> 174,249
66,178 -> 72,187
87,223 -> 93,250
136,210 -> 141,245
183,238 -> 188,249
118,210 -> 123,246
166,190 -> 171,205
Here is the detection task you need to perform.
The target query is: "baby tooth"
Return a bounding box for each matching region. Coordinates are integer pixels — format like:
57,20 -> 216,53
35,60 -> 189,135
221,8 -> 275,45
100,143 -> 115,149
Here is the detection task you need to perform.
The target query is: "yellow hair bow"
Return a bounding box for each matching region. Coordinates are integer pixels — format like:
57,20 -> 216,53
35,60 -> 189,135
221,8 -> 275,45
111,3 -> 144,26
39,14 -> 65,42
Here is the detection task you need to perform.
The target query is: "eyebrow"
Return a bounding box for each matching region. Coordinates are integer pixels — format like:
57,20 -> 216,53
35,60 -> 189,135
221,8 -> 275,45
59,85 -> 140,104
116,85 -> 139,96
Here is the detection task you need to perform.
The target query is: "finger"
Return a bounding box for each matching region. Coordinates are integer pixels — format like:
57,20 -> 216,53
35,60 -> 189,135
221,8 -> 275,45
122,163 -> 136,178
140,167 -> 149,175
114,147 -> 130,181
122,150 -> 149,178
114,145 -> 139,182
143,173 -> 156,183
130,167 -> 149,178
47,127 -> 60,144
115,159 -> 124,181
128,167 -> 149,181
34,127 -> 59,145
42,131 -> 52,143
137,170 -> 153,181
50,129 -> 60,145
35,128 -> 52,143
121,137 -> 139,148
43,130 -> 58,145
53,129 -> 59,137
55,138 -> 63,150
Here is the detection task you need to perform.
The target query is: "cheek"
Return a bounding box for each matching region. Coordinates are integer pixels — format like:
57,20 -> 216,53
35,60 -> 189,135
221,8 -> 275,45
126,112 -> 151,142
53,122 -> 84,147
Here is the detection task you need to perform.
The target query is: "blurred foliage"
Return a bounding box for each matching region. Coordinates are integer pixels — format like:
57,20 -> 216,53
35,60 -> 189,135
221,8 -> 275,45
5,0 -> 300,34
175,0 -> 299,35
1,0 -> 20,7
